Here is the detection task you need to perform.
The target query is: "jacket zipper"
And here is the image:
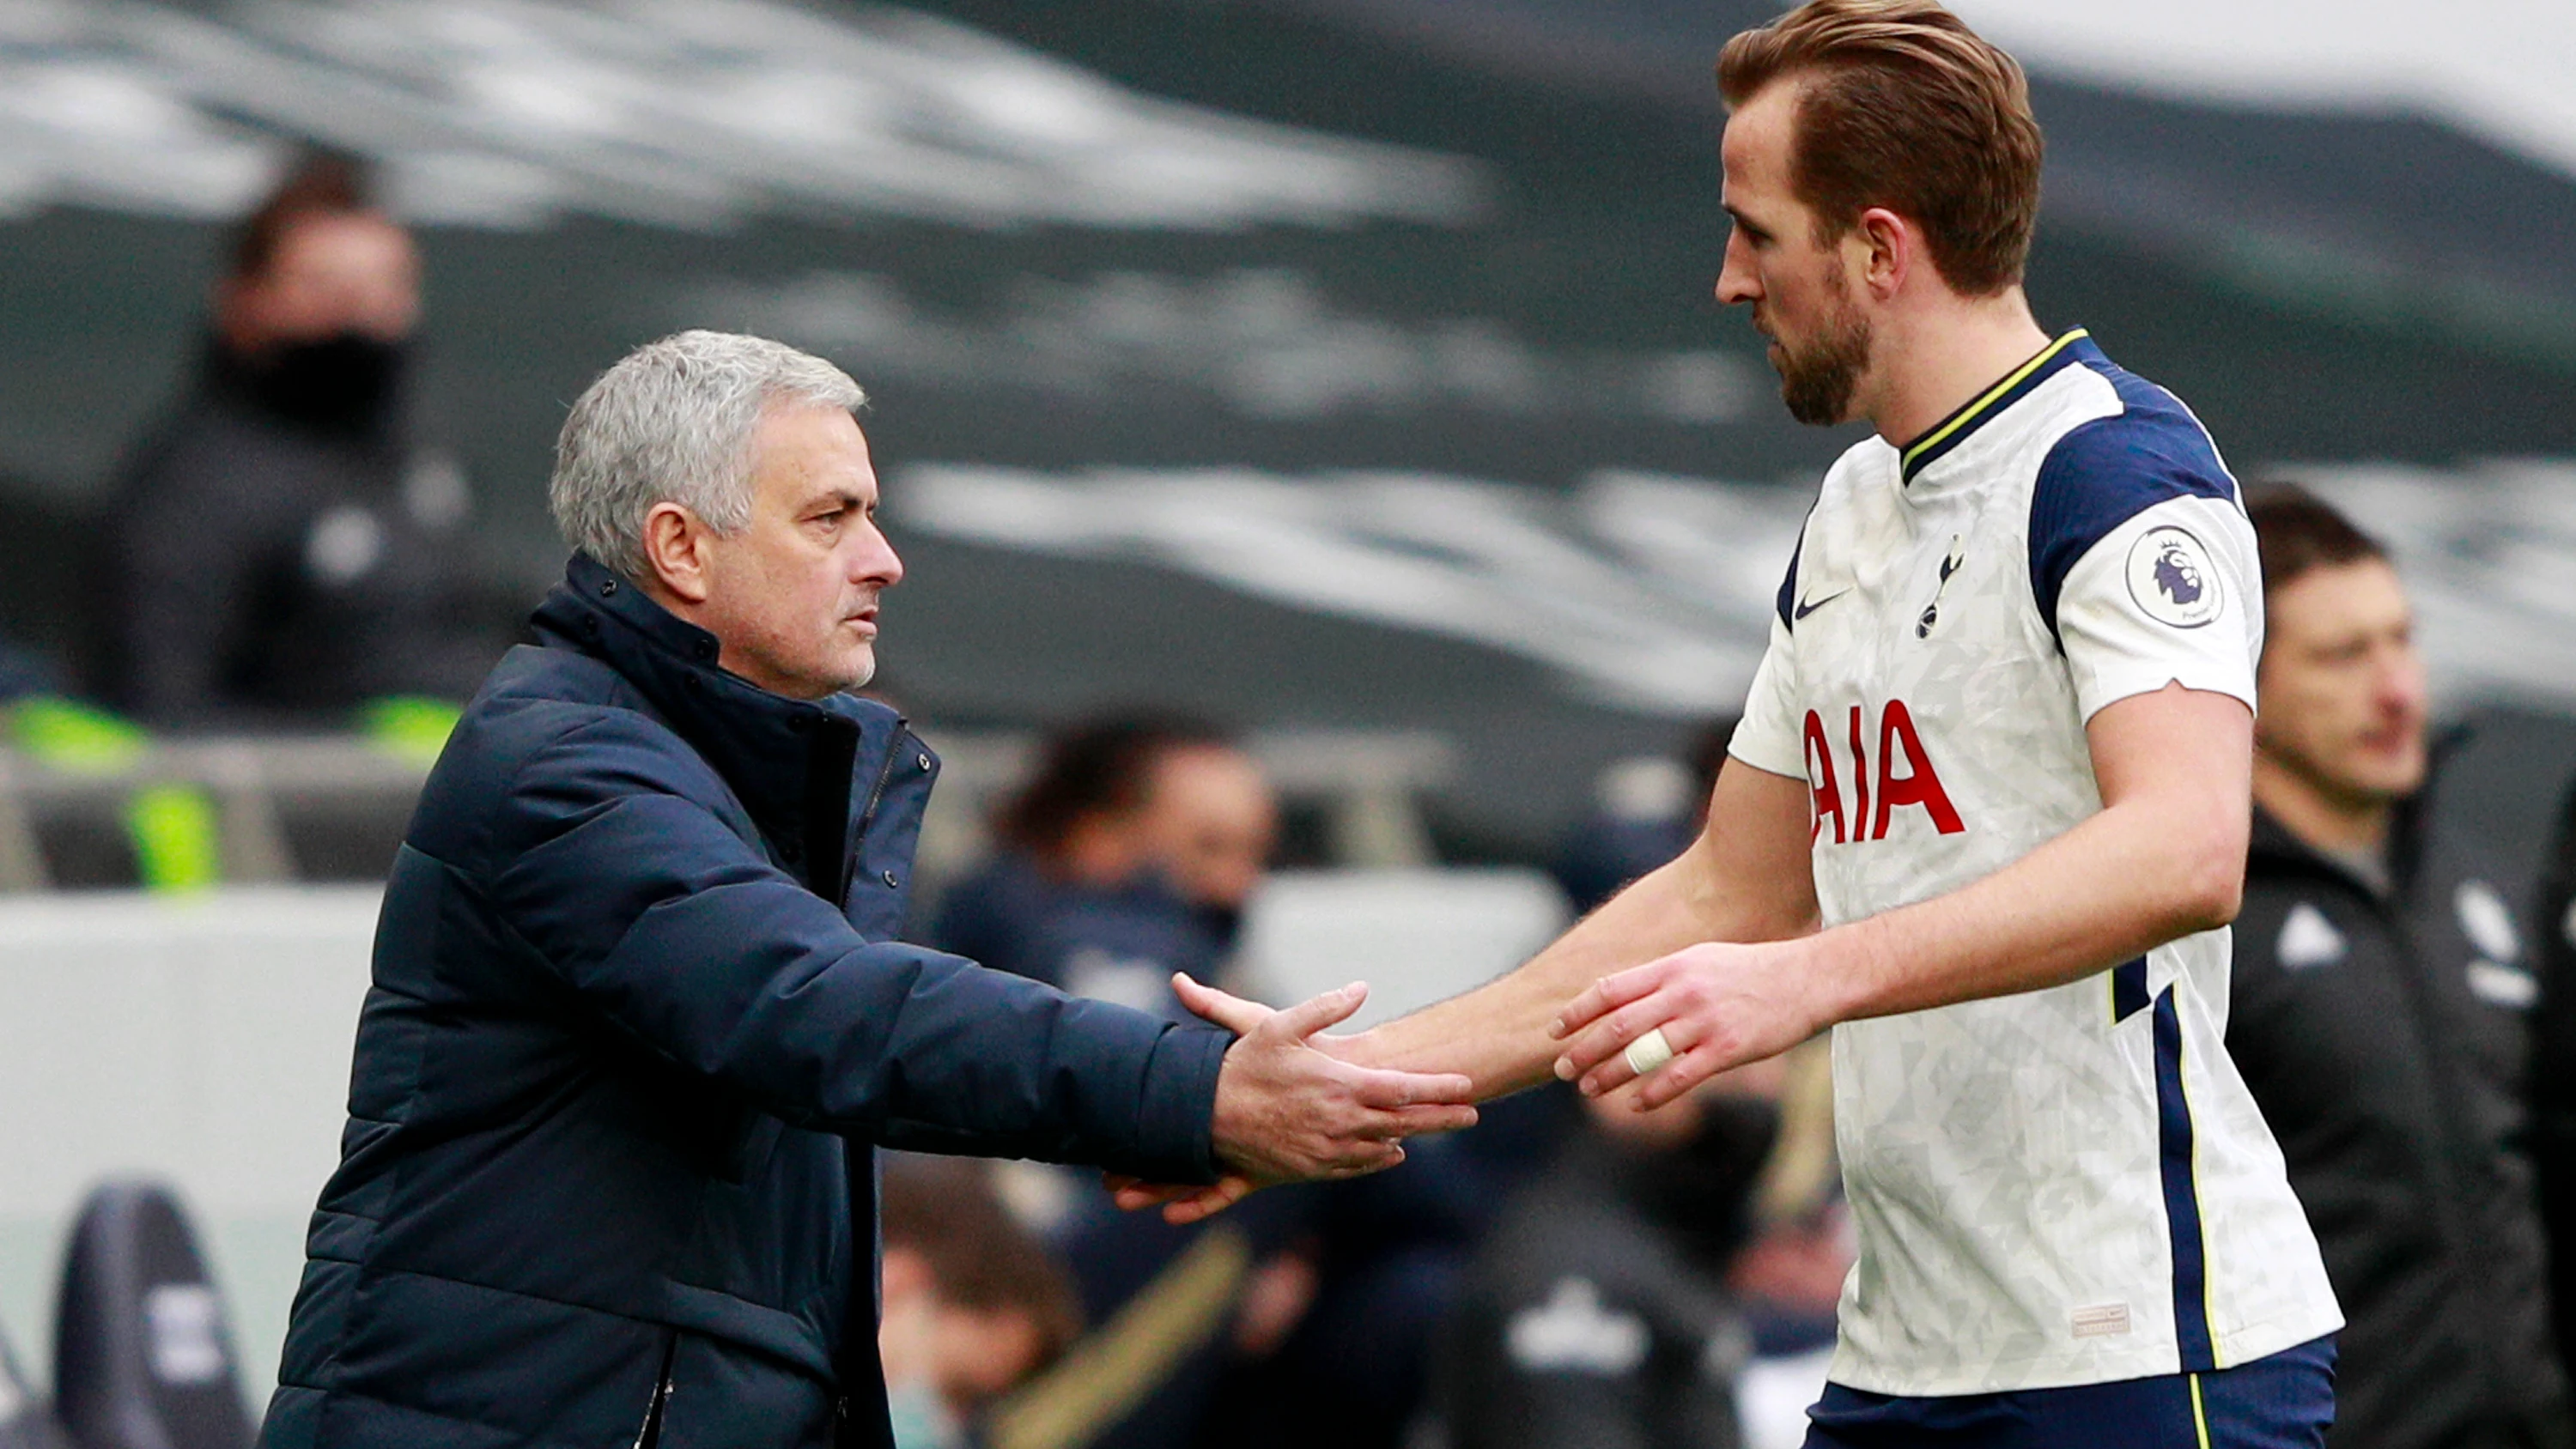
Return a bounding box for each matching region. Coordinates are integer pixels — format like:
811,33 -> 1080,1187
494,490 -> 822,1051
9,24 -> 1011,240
856,720 -> 908,836
632,1331 -> 677,1449
844,722 -> 908,904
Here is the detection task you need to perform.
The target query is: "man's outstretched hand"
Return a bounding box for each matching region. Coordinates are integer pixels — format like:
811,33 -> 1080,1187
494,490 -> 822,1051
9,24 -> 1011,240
1108,975 -> 1475,1225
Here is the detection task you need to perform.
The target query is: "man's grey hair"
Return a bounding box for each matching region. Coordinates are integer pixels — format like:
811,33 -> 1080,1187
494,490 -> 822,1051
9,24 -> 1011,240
550,330 -> 866,579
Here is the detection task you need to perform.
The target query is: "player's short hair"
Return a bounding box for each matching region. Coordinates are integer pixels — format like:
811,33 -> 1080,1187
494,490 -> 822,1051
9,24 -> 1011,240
1717,0 -> 2044,296
550,330 -> 865,580
2243,481 -> 2390,595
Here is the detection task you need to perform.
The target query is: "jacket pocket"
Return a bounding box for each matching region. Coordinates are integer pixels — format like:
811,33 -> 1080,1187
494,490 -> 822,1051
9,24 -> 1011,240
632,1329 -> 677,1449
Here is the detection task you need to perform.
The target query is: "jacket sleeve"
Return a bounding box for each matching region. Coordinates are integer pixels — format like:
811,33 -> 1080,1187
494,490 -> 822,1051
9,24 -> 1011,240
483,712 -> 1230,1184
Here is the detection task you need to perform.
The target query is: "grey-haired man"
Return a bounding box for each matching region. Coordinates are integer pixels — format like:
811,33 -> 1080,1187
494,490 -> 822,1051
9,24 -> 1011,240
259,331 -> 1474,1449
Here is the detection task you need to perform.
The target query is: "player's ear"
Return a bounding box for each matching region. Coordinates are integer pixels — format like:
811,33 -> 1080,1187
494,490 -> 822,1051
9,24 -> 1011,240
1854,206 -> 1911,300
641,500 -> 714,604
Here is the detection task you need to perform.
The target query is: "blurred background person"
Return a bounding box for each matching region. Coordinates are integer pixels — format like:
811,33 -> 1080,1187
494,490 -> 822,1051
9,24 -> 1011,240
1432,1060 -> 1795,1449
89,151 -> 500,728
928,715 -> 1277,1017
2226,482 -> 2567,1449
939,716 -> 1487,1449
1543,718 -> 1848,1379
2532,774 -> 2576,1389
1552,721 -> 1739,917
880,1156 -> 1086,1449
933,716 -> 1315,1449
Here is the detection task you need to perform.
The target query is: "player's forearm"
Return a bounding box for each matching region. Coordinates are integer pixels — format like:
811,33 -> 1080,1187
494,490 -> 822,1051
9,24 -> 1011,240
1357,832 -> 1813,1097
1812,787 -> 2244,1026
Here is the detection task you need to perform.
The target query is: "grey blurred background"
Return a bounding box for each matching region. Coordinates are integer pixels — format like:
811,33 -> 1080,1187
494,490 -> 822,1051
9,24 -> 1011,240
1,0 -> 2570,859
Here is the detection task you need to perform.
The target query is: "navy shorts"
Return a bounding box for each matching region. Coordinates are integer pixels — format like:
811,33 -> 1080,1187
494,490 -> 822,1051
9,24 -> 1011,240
1803,1336 -> 2336,1449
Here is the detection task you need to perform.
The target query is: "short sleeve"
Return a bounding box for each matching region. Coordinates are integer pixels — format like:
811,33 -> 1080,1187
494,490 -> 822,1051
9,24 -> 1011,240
1728,615 -> 1807,779
2055,492 -> 2262,722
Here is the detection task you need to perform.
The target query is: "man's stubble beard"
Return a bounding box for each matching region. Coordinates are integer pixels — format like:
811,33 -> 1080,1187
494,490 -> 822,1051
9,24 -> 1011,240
1771,274 -> 1874,427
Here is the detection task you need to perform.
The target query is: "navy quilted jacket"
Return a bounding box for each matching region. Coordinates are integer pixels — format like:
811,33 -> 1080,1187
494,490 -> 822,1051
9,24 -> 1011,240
259,555 -> 1230,1449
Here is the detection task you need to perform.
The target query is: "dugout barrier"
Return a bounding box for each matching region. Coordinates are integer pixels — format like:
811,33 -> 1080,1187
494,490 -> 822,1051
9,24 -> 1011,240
0,727 -> 1461,894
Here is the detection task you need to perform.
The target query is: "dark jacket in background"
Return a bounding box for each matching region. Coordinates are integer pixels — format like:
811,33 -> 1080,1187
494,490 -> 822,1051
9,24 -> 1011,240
1434,1113 -> 1771,1449
927,852 -> 1485,1449
259,555 -> 1232,1449
95,341 -> 495,724
2229,805 -> 2565,1449
2530,783 -> 2576,1391
927,853 -> 1225,1021
927,852 -> 1283,1449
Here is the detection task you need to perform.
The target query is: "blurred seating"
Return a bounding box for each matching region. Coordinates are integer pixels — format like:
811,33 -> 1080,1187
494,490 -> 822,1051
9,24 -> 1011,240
51,1181 -> 251,1449
0,732 -> 429,891
0,890 -> 376,1405
0,727 -> 1458,892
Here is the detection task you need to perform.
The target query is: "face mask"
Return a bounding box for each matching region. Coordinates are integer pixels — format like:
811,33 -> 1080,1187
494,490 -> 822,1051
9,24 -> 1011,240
246,330 -> 406,430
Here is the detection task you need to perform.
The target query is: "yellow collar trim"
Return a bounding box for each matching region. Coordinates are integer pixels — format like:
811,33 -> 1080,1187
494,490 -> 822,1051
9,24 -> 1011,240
1899,328 -> 2091,477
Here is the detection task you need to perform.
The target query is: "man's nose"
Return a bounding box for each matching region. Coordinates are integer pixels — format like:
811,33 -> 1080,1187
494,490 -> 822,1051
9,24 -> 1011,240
1715,233 -> 1760,306
858,528 -> 904,590
2374,645 -> 2427,718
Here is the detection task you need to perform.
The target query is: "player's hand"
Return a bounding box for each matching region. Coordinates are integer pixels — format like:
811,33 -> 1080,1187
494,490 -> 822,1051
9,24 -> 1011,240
1548,939 -> 1828,1109
1147,975 -> 1477,1222
1104,1172 -> 1255,1224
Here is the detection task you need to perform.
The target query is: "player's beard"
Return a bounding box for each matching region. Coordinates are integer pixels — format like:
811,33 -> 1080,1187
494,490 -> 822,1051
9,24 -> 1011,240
1768,275 -> 1874,427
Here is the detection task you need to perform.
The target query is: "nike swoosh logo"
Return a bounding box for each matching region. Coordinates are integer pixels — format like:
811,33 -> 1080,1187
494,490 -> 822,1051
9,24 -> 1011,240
1793,589 -> 1850,621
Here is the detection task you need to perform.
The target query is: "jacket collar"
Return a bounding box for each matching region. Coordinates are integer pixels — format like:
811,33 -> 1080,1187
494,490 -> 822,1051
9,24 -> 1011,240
529,554 -> 902,896
2248,797 -> 2423,901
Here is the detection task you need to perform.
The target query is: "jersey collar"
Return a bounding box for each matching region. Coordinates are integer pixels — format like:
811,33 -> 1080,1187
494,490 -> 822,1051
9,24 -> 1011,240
1897,328 -> 2097,485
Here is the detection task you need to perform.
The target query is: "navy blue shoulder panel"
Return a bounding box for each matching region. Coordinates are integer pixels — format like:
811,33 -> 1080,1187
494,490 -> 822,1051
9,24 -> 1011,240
2028,361 -> 2239,640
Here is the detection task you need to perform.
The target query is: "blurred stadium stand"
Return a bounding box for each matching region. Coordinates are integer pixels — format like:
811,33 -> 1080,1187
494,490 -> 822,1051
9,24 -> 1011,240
0,0 -> 2570,855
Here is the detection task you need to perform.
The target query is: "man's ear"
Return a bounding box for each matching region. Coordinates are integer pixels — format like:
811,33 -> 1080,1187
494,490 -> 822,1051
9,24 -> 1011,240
1853,206 -> 1912,301
641,500 -> 714,604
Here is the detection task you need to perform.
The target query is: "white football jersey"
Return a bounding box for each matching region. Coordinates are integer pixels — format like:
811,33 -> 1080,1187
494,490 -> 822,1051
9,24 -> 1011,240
1728,330 -> 2341,1396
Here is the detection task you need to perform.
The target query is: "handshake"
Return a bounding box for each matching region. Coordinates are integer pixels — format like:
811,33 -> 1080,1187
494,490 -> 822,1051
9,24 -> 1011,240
1106,973 -> 1476,1226
1116,934 -> 1821,1222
